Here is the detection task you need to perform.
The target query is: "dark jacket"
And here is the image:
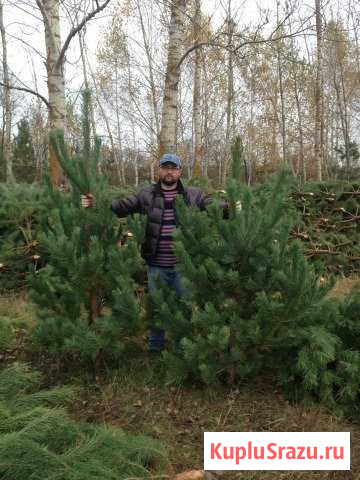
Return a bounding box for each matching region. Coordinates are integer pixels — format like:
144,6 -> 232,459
111,179 -> 228,263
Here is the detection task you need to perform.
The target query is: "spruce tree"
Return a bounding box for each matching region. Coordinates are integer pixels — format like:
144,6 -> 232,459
29,90 -> 144,365
13,118 -> 36,182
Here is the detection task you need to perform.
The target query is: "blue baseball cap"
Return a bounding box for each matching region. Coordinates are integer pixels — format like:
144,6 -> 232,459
159,153 -> 181,168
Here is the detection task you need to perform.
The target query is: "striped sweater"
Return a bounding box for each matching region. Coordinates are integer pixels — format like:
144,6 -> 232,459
150,186 -> 178,267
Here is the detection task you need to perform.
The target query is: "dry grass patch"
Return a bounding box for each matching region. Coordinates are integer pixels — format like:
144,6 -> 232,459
329,276 -> 360,298
72,359 -> 360,480
0,291 -> 36,327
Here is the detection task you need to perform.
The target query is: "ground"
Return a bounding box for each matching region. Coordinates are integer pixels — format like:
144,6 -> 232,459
1,277 -> 360,480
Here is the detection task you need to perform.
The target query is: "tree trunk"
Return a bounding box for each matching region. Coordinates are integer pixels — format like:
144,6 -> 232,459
339,63 -> 351,175
333,70 -> 350,177
127,49 -> 139,186
294,70 -> 305,182
222,3 -> 235,186
36,0 -> 111,186
350,3 -> 360,75
202,56 -> 209,179
159,0 -> 188,154
0,0 -> 15,182
134,151 -> 139,187
314,0 -> 324,181
192,0 -> 203,178
247,71 -> 256,185
41,0 -> 66,186
115,62 -> 126,184
115,105 -> 125,185
276,41 -> 289,164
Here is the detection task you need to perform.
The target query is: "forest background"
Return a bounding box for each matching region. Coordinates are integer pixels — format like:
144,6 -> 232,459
2,0 -> 360,187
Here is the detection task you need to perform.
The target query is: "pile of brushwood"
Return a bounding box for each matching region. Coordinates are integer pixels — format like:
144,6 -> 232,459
0,183 -> 45,291
0,182 -> 137,293
1,173 -> 359,292
0,362 -> 165,480
291,181 -> 360,276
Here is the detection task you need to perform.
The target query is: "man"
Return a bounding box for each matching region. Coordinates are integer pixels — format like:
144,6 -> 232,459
82,153 -> 228,351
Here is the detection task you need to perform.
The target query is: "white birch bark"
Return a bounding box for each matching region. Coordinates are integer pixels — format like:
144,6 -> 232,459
314,0 -> 324,181
276,2 -> 287,167
192,0 -> 203,178
126,48 -> 139,186
202,57 -> 209,178
222,4 -> 235,186
0,0 -> 14,182
115,61 -> 126,184
159,0 -> 188,154
36,0 -> 111,186
38,0 -> 66,186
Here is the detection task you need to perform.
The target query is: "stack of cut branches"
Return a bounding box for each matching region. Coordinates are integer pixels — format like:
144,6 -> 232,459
291,182 -> 360,276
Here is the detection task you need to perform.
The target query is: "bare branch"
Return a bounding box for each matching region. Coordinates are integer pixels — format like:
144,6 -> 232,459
56,0 -> 111,70
5,31 -> 46,60
177,21 -> 315,70
177,41 -> 227,69
7,0 -> 43,22
176,4 -> 316,69
0,81 -> 50,109
269,11 -> 293,39
232,29 -> 315,54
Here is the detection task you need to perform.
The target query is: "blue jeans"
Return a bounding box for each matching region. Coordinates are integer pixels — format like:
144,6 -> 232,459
147,266 -> 188,351
147,266 -> 188,298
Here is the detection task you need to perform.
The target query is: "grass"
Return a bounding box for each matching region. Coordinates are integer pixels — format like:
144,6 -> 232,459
0,290 -> 36,360
328,275 -> 360,298
1,282 -> 360,479
70,357 -> 360,480
0,289 -> 37,327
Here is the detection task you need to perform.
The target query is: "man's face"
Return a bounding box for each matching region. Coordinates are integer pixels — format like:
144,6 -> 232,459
159,162 -> 182,186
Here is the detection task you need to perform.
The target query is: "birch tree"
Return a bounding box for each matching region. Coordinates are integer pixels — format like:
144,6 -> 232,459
35,0 -> 111,185
314,0 -> 324,180
159,0 -> 189,154
222,3 -> 235,186
325,20 -> 356,176
276,1 -> 287,166
0,0 -> 14,182
191,0 -> 203,178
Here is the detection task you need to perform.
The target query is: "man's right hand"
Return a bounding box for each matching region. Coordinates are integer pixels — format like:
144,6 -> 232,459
81,193 -> 96,208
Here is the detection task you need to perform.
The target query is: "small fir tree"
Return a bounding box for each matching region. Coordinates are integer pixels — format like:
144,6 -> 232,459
13,118 -> 36,182
29,90 -> 144,365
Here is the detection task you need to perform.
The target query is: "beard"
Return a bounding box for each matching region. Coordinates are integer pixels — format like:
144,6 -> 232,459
161,174 -> 177,186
